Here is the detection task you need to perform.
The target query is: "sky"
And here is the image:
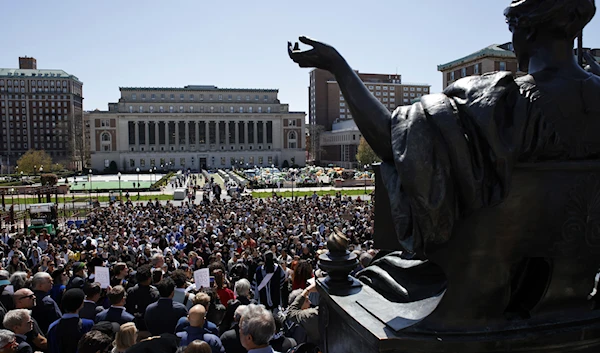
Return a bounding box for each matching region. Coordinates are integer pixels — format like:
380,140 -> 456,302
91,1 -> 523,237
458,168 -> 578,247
2,0 -> 600,114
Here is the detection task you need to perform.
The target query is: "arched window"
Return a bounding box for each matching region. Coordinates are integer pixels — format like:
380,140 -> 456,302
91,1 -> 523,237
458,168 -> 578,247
101,132 -> 111,142
100,132 -> 112,151
287,131 -> 297,149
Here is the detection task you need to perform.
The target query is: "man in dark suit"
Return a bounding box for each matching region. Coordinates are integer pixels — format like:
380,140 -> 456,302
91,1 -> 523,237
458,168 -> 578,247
0,329 -> 18,353
79,283 -> 103,321
95,286 -> 134,325
30,272 -> 61,335
177,305 -> 224,353
144,278 -> 188,336
13,289 -> 46,352
220,305 -> 248,353
125,265 -> 159,332
2,309 -> 33,353
47,289 -> 94,353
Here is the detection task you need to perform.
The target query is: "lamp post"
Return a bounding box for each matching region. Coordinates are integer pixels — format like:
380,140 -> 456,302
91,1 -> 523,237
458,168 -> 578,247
118,172 -> 122,200
291,170 -> 296,201
88,169 -> 93,207
136,167 -> 140,200
364,164 -> 368,195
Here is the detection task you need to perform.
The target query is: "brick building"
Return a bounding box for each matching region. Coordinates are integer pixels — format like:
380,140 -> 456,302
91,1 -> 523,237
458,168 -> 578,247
0,57 -> 84,171
88,85 -> 305,171
309,69 -> 430,166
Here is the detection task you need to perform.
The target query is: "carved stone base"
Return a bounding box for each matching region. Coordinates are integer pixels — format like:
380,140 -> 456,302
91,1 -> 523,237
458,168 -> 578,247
318,279 -> 600,353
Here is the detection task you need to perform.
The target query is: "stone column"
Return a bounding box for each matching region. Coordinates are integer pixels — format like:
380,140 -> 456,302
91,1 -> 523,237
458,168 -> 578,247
235,121 -> 240,145
175,121 -> 180,149
253,121 -> 258,146
185,121 -> 190,150
195,121 -> 200,149
215,120 -> 220,147
205,122 -> 210,147
225,120 -> 230,148
154,121 -> 159,147
134,121 -> 140,148
165,121 -> 170,149
145,121 -> 150,149
262,120 -> 267,145
244,121 -> 249,145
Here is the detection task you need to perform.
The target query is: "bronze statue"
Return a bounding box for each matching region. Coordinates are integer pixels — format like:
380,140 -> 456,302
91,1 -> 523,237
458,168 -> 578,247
289,0 -> 600,351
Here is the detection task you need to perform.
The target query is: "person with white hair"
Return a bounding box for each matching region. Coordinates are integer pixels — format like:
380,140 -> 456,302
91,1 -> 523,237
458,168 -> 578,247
239,304 -> 278,353
0,329 -> 17,353
219,305 -> 247,353
2,309 -> 33,353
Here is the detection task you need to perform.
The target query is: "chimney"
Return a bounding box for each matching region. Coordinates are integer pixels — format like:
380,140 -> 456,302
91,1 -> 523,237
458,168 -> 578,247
18,57 -> 37,70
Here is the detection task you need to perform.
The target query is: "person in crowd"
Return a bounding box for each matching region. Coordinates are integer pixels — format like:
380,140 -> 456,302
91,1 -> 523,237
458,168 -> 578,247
175,292 -> 219,336
291,261 -> 313,291
47,289 -> 94,353
220,279 -> 253,333
112,322 -> 137,353
12,289 -> 46,352
6,255 -> 27,275
183,340 -> 212,353
254,252 -> 286,311
2,309 -> 33,353
80,283 -> 103,320
176,305 -> 224,353
171,270 -> 194,310
30,272 -> 61,335
110,263 -> 130,288
66,262 -> 87,290
0,329 -> 18,353
269,312 -> 296,353
220,305 -> 247,353
144,278 -> 188,336
9,273 -> 27,294
49,268 -> 67,307
125,265 -> 159,332
286,282 -> 319,347
0,271 -> 13,323
95,286 -> 134,325
239,304 -> 278,353
77,330 -> 114,353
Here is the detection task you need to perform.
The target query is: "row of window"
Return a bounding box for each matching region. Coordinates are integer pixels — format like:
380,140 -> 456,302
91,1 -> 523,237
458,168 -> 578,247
0,79 -> 69,87
364,85 -> 428,92
0,142 -> 68,150
129,93 -> 272,102
126,155 -> 275,169
1,101 -> 67,107
0,87 -> 69,94
0,94 -> 70,100
127,105 -> 273,114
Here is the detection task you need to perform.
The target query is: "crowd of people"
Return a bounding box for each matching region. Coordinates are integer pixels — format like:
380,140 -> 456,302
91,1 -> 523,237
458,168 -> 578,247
0,177 -> 376,353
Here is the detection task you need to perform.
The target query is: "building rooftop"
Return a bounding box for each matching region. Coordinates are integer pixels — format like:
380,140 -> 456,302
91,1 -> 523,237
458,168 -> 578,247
437,43 -> 516,71
0,68 -> 81,82
120,85 -> 278,92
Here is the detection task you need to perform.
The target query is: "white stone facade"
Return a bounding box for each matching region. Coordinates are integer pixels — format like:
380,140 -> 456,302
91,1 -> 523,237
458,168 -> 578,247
89,85 -> 305,171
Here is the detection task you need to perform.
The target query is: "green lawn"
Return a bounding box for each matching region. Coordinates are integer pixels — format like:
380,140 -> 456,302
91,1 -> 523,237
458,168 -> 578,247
2,193 -> 175,204
252,189 -> 371,198
68,181 -> 154,191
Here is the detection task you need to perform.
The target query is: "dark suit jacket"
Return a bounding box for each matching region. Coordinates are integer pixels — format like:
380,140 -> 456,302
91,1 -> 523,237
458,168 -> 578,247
220,324 -> 247,353
15,334 -> 33,353
95,306 -> 135,325
31,290 -> 62,334
144,298 -> 188,336
79,301 -> 103,320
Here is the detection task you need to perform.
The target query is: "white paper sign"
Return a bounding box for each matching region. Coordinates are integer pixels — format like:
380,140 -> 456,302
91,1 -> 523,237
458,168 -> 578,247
95,266 -> 110,288
194,268 -> 210,290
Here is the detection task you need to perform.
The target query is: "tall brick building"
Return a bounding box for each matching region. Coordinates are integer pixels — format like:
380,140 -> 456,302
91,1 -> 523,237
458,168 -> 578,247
0,57 -> 84,171
309,69 -> 430,167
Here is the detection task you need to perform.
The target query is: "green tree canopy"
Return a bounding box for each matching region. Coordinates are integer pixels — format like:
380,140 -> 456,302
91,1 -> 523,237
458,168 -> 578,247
16,149 -> 53,174
356,137 -> 381,166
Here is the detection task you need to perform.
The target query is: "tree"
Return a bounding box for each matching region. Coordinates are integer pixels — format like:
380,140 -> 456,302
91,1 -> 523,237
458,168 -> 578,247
356,137 -> 381,166
16,149 -> 53,174
306,124 -> 325,163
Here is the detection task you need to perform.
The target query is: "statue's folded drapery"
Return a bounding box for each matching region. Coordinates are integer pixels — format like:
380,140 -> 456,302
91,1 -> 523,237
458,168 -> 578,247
379,72 -> 547,257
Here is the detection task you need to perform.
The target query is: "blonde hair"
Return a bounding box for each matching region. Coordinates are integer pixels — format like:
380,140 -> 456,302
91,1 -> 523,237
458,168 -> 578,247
114,322 -> 137,351
193,292 -> 211,307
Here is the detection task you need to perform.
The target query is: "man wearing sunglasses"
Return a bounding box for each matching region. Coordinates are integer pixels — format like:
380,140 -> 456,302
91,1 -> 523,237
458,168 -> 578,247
13,290 -> 46,352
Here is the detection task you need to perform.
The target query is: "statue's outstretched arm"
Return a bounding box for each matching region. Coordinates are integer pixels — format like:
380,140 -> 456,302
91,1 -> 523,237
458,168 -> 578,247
288,37 -> 393,161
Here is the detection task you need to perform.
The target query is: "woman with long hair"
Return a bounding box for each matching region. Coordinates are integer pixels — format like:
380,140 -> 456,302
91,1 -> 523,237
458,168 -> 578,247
112,322 -> 137,353
292,260 -> 313,291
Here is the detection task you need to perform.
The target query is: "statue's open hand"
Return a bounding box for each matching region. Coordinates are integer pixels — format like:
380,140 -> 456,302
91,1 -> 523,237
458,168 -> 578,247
583,51 -> 600,76
288,36 -> 343,72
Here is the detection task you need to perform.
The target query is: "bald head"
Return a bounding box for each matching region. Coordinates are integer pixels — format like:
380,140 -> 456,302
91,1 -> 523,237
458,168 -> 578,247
13,288 -> 35,309
188,304 -> 206,328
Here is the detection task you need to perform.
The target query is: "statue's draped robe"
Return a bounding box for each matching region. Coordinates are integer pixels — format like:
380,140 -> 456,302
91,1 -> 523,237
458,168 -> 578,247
379,71 -> 600,257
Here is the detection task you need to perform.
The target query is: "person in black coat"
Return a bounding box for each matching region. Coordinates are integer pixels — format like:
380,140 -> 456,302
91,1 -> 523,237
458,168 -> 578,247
79,283 -> 103,321
144,278 -> 188,336
220,305 -> 248,353
125,265 -> 159,332
95,286 -> 134,325
30,272 -> 61,334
